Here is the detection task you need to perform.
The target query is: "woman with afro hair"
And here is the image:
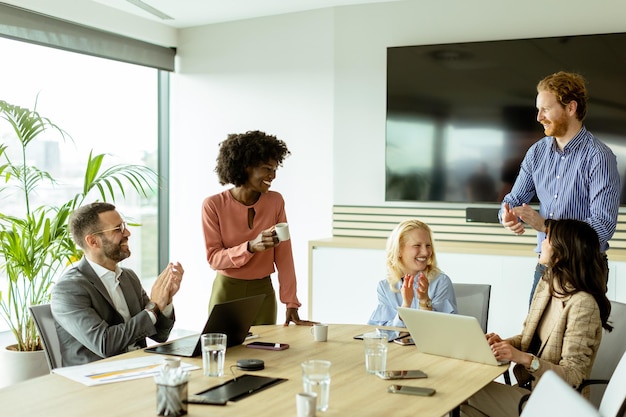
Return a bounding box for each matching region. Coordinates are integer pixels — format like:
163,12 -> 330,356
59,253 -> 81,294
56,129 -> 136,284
202,131 -> 315,326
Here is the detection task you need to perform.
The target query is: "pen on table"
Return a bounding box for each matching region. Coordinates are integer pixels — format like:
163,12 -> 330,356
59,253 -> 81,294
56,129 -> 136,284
87,363 -> 161,379
246,334 -> 260,340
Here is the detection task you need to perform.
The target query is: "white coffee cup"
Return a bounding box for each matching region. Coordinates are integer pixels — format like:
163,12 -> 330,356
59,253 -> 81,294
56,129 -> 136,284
275,222 -> 290,241
296,392 -> 317,417
163,357 -> 181,370
310,323 -> 328,342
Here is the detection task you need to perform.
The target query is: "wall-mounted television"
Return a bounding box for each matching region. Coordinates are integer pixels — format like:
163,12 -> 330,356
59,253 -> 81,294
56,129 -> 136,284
386,33 -> 626,205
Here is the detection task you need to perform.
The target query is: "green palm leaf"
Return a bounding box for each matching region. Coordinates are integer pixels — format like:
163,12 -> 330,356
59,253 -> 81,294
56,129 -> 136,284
0,99 -> 158,351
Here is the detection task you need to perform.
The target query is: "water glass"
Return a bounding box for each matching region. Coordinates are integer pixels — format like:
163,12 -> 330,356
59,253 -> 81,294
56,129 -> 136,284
201,333 -> 227,377
363,331 -> 387,374
301,360 -> 331,412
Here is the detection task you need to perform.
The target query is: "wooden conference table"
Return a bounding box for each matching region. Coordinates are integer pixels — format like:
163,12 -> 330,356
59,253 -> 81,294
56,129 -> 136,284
0,324 -> 507,417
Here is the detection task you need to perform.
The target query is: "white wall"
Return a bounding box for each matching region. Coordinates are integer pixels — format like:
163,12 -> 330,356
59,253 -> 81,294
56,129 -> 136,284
169,10 -> 335,330
169,0 -> 626,331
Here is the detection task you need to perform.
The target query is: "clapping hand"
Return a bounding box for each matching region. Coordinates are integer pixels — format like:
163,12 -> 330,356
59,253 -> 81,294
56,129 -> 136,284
501,203 -> 525,235
150,262 -> 184,310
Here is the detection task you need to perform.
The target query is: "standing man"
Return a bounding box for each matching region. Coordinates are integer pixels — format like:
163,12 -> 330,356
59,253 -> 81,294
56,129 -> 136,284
52,202 -> 184,366
500,71 -> 620,302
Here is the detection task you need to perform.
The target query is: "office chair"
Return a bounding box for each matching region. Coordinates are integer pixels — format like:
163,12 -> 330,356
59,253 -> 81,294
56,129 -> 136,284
519,370 -> 600,417
452,283 -> 491,333
519,352 -> 626,417
29,304 -> 62,371
582,300 -> 626,407
451,283 -> 512,388
581,350 -> 626,417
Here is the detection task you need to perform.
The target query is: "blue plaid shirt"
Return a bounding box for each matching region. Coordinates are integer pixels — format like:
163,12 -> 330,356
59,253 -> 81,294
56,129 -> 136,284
501,126 -> 620,252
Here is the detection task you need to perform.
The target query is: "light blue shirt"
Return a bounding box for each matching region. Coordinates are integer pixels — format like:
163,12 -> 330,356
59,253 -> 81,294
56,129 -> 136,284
367,272 -> 457,327
501,127 -> 620,253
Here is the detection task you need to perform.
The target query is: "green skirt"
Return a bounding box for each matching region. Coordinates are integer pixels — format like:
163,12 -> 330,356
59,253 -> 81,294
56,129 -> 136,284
209,273 -> 277,325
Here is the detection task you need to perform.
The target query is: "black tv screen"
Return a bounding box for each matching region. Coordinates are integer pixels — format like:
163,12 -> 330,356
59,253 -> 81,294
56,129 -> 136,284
385,33 -> 626,204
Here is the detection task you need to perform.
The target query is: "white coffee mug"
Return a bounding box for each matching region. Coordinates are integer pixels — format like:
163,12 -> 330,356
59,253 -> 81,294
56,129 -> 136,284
310,323 -> 328,342
275,222 -> 290,241
296,392 -> 317,417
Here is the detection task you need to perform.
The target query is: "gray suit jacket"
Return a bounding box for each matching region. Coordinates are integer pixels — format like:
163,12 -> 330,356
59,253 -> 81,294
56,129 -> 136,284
51,257 -> 175,366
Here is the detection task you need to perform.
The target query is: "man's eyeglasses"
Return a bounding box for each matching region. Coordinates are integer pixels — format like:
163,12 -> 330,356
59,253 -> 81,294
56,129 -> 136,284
91,221 -> 127,235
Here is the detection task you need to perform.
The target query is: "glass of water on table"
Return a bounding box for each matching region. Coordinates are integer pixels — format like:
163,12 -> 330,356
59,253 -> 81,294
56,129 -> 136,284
363,331 -> 387,374
301,359 -> 331,412
201,333 -> 227,377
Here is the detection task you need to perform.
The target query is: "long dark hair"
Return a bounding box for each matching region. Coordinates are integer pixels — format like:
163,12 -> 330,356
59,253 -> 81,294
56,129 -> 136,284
543,219 -> 612,331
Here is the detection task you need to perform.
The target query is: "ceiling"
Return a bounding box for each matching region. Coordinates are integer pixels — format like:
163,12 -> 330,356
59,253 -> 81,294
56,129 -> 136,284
4,0 -> 401,29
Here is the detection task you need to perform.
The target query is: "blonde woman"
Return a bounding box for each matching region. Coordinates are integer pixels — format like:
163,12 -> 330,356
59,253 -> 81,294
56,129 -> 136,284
368,219 -> 457,327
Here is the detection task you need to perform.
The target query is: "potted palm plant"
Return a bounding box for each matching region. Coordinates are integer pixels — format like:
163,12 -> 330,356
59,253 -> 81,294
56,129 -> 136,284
0,99 -> 158,385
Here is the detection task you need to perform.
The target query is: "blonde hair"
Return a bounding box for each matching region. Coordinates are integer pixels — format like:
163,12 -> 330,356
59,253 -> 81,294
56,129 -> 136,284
385,219 -> 439,291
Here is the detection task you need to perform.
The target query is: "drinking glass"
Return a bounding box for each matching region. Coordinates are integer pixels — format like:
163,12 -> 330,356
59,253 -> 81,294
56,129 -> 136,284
301,360 -> 331,412
201,333 -> 227,377
363,331 -> 387,374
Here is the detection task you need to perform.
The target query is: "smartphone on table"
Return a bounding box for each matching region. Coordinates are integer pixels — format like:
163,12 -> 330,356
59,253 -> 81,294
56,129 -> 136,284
393,337 -> 415,346
376,370 -> 427,380
245,341 -> 289,351
387,384 -> 436,396
353,330 -> 406,342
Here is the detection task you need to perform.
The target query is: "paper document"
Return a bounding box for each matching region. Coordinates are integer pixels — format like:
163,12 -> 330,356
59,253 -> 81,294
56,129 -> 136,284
53,355 -> 200,386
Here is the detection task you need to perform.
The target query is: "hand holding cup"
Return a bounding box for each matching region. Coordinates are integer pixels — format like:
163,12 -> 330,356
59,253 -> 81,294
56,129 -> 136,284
275,223 -> 290,241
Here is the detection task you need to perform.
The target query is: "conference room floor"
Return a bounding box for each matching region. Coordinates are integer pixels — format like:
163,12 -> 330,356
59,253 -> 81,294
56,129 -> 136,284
0,324 -> 508,417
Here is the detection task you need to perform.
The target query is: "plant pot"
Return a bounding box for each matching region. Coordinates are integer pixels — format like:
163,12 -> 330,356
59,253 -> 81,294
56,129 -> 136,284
0,344 -> 49,388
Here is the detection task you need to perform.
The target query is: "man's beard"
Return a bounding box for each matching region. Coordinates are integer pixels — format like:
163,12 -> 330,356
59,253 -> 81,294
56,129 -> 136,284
101,236 -> 130,262
543,112 -> 569,138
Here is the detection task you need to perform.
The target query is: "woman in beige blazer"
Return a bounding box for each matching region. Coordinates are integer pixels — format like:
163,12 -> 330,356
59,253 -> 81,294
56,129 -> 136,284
461,219 -> 613,417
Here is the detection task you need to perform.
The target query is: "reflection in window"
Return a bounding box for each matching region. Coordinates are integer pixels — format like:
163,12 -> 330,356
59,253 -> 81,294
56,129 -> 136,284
446,127 -> 503,202
386,115 -> 435,201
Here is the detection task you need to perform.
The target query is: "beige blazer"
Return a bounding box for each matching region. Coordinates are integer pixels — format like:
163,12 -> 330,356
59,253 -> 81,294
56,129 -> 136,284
507,279 -> 603,390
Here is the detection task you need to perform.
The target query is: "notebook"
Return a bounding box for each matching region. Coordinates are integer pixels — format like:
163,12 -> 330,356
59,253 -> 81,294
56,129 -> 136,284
397,307 -> 508,366
145,294 -> 265,357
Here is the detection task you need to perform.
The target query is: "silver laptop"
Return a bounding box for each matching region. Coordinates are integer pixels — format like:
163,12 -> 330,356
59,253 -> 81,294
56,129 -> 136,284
145,294 -> 265,357
398,307 -> 507,366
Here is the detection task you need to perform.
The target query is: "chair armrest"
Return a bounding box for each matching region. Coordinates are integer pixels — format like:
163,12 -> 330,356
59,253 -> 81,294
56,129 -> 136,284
504,369 -> 512,385
576,379 -> 609,392
518,393 -> 531,415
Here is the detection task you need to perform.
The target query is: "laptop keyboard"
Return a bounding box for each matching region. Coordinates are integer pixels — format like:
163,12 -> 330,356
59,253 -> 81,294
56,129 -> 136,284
157,335 -> 198,355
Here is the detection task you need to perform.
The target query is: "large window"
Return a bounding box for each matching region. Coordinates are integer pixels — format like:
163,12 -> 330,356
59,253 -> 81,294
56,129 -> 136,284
0,37 -> 159,283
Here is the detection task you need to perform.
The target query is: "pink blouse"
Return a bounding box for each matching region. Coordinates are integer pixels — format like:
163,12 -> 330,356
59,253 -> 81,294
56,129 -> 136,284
202,190 -> 301,309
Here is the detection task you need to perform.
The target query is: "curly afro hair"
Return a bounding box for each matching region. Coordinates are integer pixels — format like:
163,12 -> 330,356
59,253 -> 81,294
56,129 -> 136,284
215,130 -> 291,186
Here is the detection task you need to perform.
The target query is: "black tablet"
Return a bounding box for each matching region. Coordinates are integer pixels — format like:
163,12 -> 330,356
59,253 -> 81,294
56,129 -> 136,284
193,374 -> 287,404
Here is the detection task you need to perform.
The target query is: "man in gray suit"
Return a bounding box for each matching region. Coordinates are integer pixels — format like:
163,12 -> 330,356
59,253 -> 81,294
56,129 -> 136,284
51,202 -> 184,366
